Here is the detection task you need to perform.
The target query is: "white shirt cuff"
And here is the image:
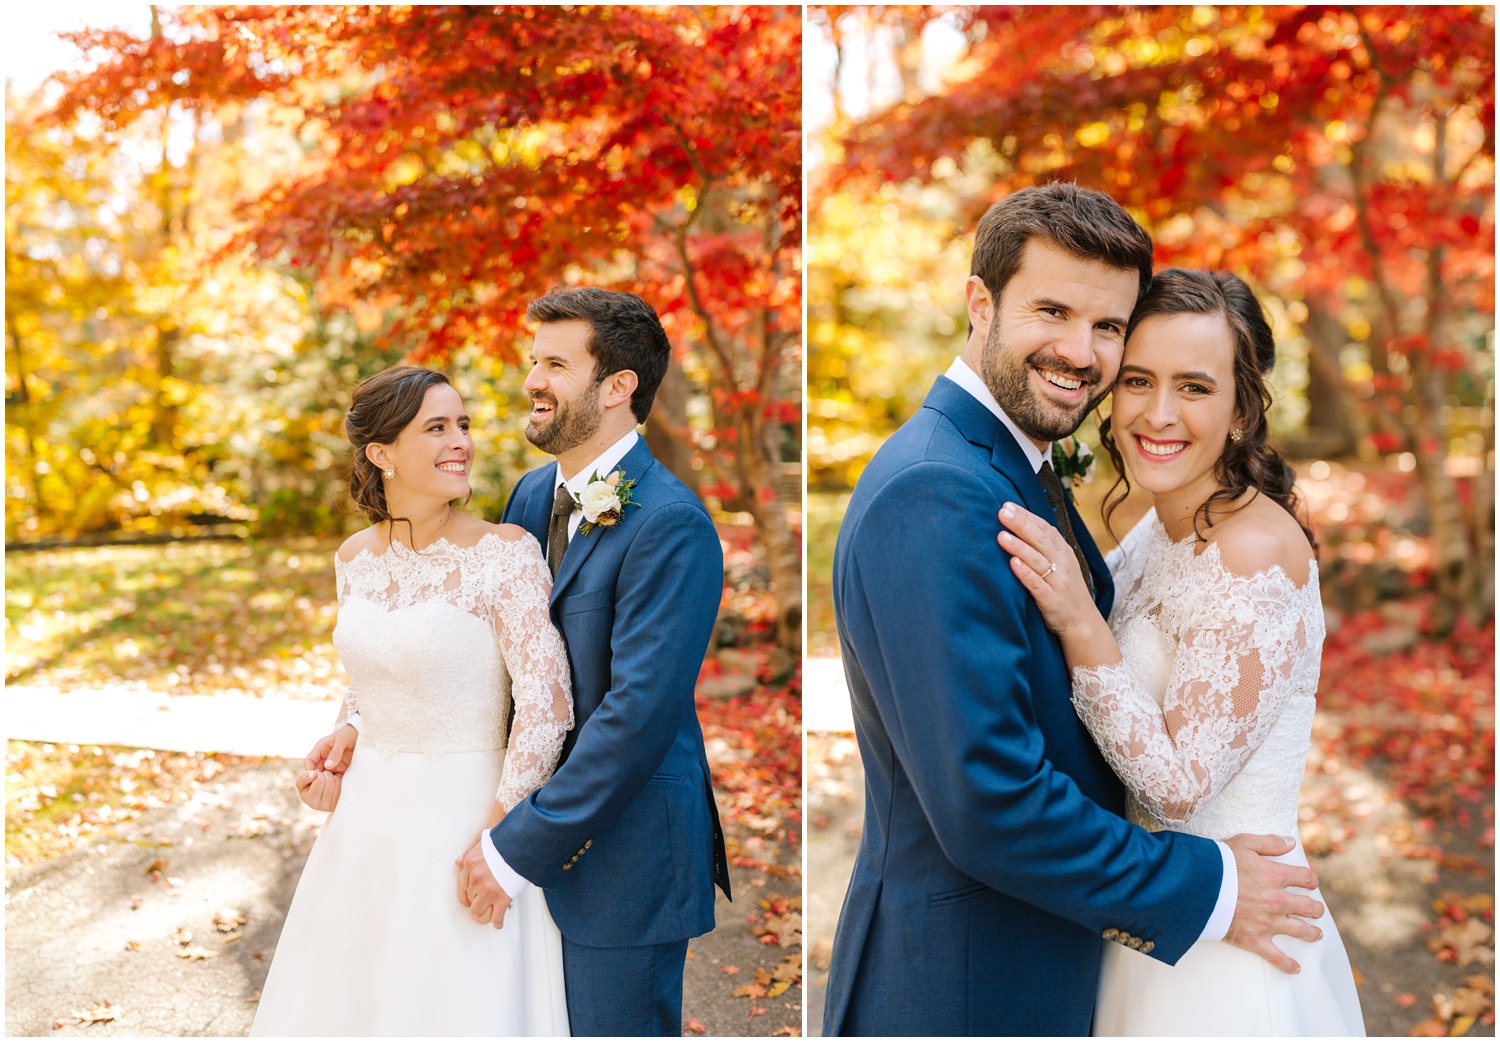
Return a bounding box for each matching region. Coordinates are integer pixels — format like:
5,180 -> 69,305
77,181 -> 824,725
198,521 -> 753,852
480,830 -> 533,900
344,710 -> 362,733
1198,840 -> 1239,943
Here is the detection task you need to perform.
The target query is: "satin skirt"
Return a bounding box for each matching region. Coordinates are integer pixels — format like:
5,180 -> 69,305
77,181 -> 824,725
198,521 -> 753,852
250,745 -> 570,1036
1093,841 -> 1364,1036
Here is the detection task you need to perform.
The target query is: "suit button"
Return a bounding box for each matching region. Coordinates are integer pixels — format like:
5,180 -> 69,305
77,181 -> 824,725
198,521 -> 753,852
584,839 -> 592,850
1128,937 -> 1143,950
1102,928 -> 1119,941
1141,941 -> 1155,954
562,863 -> 572,871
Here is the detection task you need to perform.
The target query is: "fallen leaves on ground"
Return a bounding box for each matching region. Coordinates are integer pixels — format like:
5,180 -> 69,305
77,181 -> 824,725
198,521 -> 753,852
5,741 -> 264,868
70,1002 -> 121,1025
213,908 -> 248,933
698,646 -> 801,881
1305,592 -> 1494,1035
752,893 -> 802,949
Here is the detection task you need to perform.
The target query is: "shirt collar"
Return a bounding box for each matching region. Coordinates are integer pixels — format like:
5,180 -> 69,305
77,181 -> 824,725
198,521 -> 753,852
944,357 -> 1050,473
554,430 -> 640,497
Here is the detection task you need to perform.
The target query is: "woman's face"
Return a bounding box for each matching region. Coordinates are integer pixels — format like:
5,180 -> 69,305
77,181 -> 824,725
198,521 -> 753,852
1110,311 -> 1242,510
372,383 -> 474,505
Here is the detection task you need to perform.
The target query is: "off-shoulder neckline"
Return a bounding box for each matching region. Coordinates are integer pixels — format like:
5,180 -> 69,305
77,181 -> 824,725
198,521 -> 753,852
1139,507 -> 1318,595
335,529 -> 533,567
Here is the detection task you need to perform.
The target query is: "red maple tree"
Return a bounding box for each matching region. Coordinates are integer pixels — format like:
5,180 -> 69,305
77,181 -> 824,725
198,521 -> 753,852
816,4 -> 1494,622
49,5 -> 803,648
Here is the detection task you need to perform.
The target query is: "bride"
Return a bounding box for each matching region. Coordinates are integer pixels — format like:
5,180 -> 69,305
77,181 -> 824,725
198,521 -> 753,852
251,365 -> 573,1036
998,269 -> 1365,1035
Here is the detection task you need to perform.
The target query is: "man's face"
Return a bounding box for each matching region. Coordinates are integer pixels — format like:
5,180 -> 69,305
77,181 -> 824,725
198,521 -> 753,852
522,320 -> 603,455
978,239 -> 1139,445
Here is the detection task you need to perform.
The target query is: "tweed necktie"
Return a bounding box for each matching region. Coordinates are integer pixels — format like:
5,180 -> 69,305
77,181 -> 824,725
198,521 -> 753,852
547,482 -> 574,580
1038,460 -> 1095,599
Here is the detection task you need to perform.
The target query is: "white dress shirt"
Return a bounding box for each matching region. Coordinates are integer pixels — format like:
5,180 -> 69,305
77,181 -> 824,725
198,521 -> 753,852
478,430 -> 641,899
945,357 -> 1238,945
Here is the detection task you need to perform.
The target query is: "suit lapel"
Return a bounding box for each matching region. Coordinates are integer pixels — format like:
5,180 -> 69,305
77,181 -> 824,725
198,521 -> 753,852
924,375 -> 1107,595
509,468 -> 555,551
922,376 -> 1052,517
551,440 -> 659,602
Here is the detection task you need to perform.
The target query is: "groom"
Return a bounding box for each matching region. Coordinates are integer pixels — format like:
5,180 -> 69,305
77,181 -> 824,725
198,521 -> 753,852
455,287 -> 732,1035
822,183 -> 1325,1036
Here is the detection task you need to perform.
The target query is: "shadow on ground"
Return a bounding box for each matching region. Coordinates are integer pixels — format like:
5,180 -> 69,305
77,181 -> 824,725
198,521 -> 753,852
6,758 -> 800,1037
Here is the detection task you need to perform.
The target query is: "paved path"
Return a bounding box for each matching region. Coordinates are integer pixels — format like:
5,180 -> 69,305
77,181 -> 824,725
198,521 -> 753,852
804,657 -> 852,733
5,686 -> 802,1037
5,685 -> 337,759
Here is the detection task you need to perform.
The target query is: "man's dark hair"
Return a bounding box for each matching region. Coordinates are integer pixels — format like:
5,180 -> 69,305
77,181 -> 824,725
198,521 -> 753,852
526,288 -> 671,423
970,183 -> 1154,315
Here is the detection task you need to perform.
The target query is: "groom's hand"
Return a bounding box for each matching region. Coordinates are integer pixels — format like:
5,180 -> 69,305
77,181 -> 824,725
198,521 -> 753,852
1224,833 -> 1325,974
456,835 -> 512,930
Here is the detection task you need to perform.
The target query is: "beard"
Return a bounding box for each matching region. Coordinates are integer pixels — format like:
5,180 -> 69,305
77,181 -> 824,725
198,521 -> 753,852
980,324 -> 1109,443
525,379 -> 603,455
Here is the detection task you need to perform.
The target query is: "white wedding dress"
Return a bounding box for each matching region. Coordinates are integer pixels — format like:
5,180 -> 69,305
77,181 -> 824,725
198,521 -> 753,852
1073,509 -> 1365,1036
250,532 -> 573,1037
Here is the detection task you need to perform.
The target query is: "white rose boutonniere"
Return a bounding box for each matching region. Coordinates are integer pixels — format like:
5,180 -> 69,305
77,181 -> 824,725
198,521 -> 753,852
574,468 -> 639,535
1051,437 -> 1096,498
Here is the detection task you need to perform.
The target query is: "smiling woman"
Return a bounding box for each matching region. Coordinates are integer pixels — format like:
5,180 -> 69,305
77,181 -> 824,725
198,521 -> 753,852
250,362 -> 575,1035
1098,267 -> 1315,551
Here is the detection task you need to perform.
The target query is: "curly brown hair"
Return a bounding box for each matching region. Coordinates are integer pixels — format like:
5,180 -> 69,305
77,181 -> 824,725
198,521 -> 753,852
1100,268 -> 1316,550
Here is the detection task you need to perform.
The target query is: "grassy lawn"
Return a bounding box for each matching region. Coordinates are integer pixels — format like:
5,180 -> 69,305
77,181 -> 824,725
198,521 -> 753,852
5,538 -> 345,700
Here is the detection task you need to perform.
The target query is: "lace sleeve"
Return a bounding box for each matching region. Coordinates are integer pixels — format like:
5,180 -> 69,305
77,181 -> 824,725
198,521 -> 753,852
491,539 -> 575,810
331,554 -> 360,731
335,686 -> 360,729
1069,568 -> 1313,825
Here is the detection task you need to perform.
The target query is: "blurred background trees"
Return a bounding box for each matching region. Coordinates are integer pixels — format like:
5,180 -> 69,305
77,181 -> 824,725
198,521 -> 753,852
7,4 -> 802,649
808,4 -> 1493,627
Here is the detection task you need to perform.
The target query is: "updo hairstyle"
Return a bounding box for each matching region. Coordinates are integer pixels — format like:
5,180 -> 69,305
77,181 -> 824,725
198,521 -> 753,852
344,366 -> 454,525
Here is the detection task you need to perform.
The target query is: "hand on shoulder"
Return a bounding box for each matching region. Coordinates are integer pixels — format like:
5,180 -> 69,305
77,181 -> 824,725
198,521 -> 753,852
1204,496 -> 1313,587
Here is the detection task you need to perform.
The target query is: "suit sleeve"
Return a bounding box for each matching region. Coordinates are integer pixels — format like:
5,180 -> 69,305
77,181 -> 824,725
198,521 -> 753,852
842,460 -> 1221,964
488,500 -> 721,887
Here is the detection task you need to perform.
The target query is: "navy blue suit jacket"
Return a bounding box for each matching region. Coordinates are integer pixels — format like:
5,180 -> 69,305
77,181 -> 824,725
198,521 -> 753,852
490,439 -> 731,948
822,376 -> 1223,1036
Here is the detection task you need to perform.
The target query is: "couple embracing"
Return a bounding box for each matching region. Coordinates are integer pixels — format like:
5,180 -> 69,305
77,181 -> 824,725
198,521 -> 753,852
824,184 -> 1366,1036
250,288 -> 731,1036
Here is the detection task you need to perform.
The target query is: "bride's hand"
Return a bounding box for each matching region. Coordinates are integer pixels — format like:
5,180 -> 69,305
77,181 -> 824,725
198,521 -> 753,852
997,502 -> 1095,639
295,768 -> 341,812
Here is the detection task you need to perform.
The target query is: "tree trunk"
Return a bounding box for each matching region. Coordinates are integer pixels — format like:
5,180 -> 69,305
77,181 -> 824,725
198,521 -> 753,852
1300,300 -> 1358,458
4,312 -> 46,530
1408,112 -> 1473,630
734,406 -> 802,655
644,362 -> 698,494
1473,377 -> 1495,620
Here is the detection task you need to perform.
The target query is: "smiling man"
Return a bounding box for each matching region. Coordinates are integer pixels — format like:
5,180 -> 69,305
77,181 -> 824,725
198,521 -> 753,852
821,183 -> 1326,1036
455,287 -> 731,1036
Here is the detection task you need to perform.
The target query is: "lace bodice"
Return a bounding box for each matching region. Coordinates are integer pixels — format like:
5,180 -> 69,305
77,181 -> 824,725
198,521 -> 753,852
331,531 -> 573,809
1071,509 -> 1325,839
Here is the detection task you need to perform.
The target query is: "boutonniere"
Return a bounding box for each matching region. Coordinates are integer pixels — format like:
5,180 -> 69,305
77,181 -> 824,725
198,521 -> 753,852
1051,437 -> 1096,496
574,468 -> 639,535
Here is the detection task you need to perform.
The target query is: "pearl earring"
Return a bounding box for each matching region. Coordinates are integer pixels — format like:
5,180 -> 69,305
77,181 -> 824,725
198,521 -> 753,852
384,468 -> 395,480
1229,428 -> 1243,444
